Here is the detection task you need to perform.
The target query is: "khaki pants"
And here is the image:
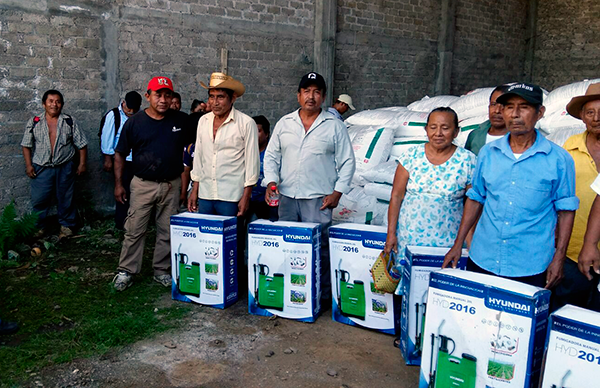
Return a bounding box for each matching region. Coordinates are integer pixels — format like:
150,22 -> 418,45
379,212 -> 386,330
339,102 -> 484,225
117,176 -> 181,276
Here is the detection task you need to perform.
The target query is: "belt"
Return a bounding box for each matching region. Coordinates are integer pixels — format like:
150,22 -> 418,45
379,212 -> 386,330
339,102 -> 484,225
136,176 -> 177,183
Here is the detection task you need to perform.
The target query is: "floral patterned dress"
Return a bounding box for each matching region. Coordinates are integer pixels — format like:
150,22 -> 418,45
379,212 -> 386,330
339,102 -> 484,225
394,144 -> 476,285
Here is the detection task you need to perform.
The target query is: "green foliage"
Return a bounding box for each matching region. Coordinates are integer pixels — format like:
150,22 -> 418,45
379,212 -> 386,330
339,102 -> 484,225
0,201 -> 39,260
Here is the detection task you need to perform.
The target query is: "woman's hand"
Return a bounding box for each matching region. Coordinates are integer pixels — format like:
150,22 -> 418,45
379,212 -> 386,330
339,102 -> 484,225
384,233 -> 398,255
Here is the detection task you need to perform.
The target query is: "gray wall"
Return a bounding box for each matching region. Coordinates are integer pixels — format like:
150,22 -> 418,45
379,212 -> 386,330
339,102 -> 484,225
0,0 -> 597,215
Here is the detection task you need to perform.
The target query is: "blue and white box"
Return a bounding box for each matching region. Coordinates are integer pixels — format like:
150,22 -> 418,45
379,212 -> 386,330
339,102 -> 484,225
419,269 -> 551,388
248,219 -> 321,322
329,224 -> 400,335
540,305 -> 600,388
170,213 -> 238,309
400,246 -> 468,365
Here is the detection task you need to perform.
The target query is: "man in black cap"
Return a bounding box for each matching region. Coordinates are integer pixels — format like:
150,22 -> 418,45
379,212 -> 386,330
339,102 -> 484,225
444,83 -> 578,289
100,91 -> 143,230
263,72 -> 355,306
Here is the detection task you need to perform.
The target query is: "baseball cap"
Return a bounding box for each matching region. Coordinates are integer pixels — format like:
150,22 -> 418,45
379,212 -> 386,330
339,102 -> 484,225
298,72 -> 327,94
496,83 -> 543,106
147,76 -> 174,92
337,94 -> 355,110
124,91 -> 142,111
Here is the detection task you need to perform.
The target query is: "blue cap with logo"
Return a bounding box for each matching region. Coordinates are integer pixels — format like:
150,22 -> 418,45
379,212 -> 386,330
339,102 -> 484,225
298,72 -> 327,94
497,83 -> 544,106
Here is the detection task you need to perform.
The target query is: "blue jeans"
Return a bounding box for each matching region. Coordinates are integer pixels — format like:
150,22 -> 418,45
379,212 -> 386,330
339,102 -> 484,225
196,199 -> 239,216
30,160 -> 76,229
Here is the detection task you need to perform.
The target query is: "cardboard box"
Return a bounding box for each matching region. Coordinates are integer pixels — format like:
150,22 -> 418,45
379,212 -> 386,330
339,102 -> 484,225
540,305 -> 600,388
400,246 -> 469,365
248,219 -> 321,322
419,269 -> 551,388
329,223 -> 400,335
170,213 -> 238,309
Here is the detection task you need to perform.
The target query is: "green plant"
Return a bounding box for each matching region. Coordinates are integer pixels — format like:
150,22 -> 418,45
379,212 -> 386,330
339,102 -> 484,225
0,201 -> 38,260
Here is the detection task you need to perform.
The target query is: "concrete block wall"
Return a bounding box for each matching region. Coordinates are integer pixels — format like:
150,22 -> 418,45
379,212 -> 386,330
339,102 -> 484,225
334,0 -> 439,110
451,0 -> 529,95
533,0 -> 600,90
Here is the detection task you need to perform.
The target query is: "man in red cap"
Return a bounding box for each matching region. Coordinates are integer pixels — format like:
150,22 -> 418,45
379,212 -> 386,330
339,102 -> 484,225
112,76 -> 190,291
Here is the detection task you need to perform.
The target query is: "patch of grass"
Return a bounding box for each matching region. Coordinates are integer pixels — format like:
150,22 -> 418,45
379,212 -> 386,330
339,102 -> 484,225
0,220 -> 191,386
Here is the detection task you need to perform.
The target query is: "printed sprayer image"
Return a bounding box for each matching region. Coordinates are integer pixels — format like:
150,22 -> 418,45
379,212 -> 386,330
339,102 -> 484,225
253,254 -> 284,311
335,259 -> 366,320
550,370 -> 571,388
175,244 -> 201,297
412,290 -> 428,359
428,320 -> 477,388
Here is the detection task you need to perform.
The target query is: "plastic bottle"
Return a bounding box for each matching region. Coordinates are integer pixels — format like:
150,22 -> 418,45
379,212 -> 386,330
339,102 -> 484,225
268,185 -> 279,222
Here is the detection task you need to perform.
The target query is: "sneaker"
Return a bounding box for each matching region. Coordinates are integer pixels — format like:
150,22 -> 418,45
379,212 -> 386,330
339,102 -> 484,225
153,274 -> 173,288
59,226 -> 74,239
112,271 -> 133,291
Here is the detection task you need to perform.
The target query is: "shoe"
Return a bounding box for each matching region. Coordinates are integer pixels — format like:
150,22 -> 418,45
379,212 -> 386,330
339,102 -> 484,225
59,226 -> 74,239
34,229 -> 46,239
153,274 -> 173,288
0,319 -> 19,335
112,271 -> 133,291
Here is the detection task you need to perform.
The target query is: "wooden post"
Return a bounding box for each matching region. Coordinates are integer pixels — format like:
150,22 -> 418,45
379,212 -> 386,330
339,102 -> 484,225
314,0 -> 337,106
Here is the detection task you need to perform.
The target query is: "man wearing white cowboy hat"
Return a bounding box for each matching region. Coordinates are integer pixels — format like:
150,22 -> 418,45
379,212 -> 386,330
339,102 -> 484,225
327,93 -> 355,121
187,72 -> 260,218
552,82 -> 600,311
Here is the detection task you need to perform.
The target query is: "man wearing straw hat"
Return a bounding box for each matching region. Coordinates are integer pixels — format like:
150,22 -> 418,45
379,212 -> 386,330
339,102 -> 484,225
187,72 -> 259,217
552,83 -> 600,311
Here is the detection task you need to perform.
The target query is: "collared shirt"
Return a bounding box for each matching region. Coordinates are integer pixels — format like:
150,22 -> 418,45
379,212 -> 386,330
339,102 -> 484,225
100,102 -> 133,161
21,113 -> 87,166
467,130 -> 579,277
264,109 -> 355,199
593,173 -> 600,195
191,107 -> 260,202
563,132 -> 600,262
327,107 -> 343,121
464,120 -> 491,155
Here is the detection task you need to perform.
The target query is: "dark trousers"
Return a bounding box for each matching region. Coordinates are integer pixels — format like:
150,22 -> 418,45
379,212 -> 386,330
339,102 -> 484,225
467,259 -> 547,288
551,258 -> 600,312
115,161 -> 134,230
31,160 -> 76,229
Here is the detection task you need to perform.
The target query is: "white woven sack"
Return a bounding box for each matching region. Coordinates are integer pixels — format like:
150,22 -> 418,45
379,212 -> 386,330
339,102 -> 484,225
361,160 -> 398,185
332,188 -> 379,225
345,107 -> 408,127
539,109 -> 586,138
454,114 -> 488,148
544,79 -> 600,114
547,125 -> 586,147
392,110 -> 429,137
351,125 -> 394,187
450,87 -> 494,121
390,137 -> 428,159
364,182 -> 392,202
407,95 -> 460,112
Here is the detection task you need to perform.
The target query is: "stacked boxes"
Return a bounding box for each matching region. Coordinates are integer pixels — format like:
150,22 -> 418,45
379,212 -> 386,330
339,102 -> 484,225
400,246 -> 468,365
419,269 -> 551,388
248,219 -> 321,322
329,223 -> 399,334
170,213 -> 238,309
540,305 -> 600,388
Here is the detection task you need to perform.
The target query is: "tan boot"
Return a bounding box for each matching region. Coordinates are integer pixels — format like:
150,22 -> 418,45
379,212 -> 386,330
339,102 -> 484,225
59,226 -> 73,240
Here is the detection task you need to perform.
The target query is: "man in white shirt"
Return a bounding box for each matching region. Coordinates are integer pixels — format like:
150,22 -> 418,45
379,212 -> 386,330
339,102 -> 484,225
264,72 -> 356,306
187,72 -> 260,217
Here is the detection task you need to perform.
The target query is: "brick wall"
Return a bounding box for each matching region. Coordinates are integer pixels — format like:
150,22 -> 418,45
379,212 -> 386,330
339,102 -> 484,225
533,0 -> 600,90
451,0 -> 529,95
334,0 -> 439,110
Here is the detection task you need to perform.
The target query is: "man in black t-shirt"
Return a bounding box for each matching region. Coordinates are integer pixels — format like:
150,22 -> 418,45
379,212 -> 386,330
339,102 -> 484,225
112,76 -> 189,291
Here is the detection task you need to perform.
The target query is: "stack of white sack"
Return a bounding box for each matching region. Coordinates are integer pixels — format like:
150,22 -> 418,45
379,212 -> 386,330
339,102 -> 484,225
332,187 -> 388,226
345,107 -> 408,128
390,137 -> 428,160
455,114 -> 488,148
407,95 -> 460,112
449,87 -> 495,121
540,78 -> 600,146
347,124 -> 395,187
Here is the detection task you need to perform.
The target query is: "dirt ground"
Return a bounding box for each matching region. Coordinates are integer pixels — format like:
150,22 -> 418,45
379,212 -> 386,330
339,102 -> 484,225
26,293 -> 420,388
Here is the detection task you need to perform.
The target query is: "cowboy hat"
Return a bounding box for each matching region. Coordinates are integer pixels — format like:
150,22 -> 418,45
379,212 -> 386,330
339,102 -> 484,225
200,72 -> 245,97
566,83 -> 600,119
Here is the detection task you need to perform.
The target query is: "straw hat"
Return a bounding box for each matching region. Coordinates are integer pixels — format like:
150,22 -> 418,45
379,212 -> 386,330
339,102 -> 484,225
200,72 -> 245,97
566,83 -> 600,119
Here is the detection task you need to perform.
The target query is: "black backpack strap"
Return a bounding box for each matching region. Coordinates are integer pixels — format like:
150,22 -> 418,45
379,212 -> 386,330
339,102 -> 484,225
98,107 -> 121,140
31,116 -> 41,128
63,114 -> 73,128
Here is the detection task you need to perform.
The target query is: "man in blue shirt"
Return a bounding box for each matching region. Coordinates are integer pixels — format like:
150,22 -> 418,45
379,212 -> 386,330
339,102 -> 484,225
327,94 -> 355,121
100,91 -> 142,229
444,83 -> 579,289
